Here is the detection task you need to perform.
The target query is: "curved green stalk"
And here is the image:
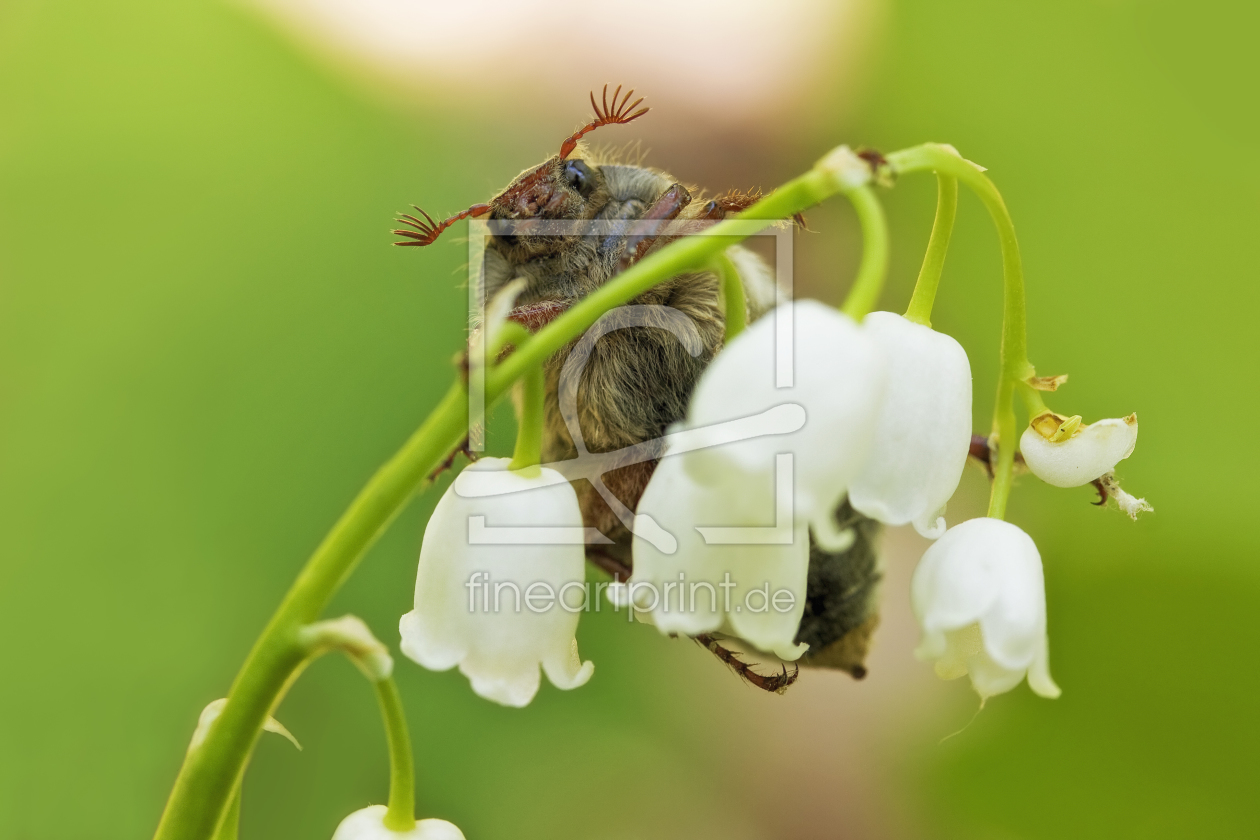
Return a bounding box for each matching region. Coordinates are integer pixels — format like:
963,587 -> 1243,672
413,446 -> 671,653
887,144 -> 1035,520
508,363 -> 545,472
839,184 -> 890,321
1018,381 -> 1049,417
211,788 -> 239,840
375,677 -> 416,832
152,382 -> 468,840
152,159 -> 852,840
904,174 -> 958,327
486,322 -> 532,361
712,252 -> 746,342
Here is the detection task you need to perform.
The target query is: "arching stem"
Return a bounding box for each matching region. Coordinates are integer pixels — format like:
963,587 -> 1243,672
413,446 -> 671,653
508,363 -> 546,472
375,676 -> 416,832
712,251 -> 747,342
887,144 -> 1035,520
904,174 -> 959,327
839,184 -> 891,321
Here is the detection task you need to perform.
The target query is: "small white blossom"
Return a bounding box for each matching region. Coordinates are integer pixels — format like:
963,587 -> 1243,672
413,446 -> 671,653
629,449 -> 810,660
1021,412 -> 1138,488
911,518 -> 1060,700
848,312 -> 972,538
331,806 -> 464,840
681,299 -> 887,541
399,458 -> 594,708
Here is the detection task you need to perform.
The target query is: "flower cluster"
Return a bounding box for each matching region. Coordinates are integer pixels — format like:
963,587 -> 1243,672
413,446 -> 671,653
628,303 -> 972,662
389,149 -> 1152,712
399,292 -> 1152,705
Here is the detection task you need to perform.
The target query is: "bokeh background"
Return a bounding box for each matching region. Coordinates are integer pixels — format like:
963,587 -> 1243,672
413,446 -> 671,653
2,0 -> 1257,837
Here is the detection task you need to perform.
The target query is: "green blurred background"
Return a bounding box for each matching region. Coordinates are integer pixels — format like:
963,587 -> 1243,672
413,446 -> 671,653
2,0 -> 1257,837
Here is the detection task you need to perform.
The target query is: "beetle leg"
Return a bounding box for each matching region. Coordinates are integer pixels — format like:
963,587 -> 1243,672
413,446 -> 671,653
694,633 -> 799,695
617,183 -> 692,270
697,188 -> 808,228
393,203 -> 492,247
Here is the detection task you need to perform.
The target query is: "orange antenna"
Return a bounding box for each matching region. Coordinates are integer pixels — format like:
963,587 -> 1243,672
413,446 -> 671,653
559,84 -> 649,160
392,203 -> 491,247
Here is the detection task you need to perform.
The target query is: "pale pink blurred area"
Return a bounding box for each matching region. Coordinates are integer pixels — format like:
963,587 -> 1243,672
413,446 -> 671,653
236,0 -> 884,202
238,0 -> 881,134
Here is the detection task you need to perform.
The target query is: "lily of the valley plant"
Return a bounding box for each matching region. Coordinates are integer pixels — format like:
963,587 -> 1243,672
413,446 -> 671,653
153,141 -> 1150,840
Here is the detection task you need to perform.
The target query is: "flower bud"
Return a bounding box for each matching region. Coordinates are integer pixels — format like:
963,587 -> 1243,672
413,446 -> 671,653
399,458 -> 594,707
911,518 -> 1060,700
1020,411 -> 1138,488
331,806 -> 464,840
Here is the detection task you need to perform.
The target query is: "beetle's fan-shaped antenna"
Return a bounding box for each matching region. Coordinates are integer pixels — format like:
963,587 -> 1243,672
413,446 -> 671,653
559,84 -> 650,160
393,203 -> 492,247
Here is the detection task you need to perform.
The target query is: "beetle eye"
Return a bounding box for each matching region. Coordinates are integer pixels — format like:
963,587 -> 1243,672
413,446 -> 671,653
564,160 -> 593,197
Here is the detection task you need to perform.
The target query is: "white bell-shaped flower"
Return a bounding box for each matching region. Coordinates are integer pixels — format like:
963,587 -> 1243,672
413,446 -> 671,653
911,518 -> 1060,700
847,312 -> 972,538
629,448 -> 810,660
331,806 -> 464,840
399,458 -> 594,707
682,299 -> 887,540
1020,412 -> 1138,488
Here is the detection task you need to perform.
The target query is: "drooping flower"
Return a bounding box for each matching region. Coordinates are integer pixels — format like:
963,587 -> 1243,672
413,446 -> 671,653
911,518 -> 1060,700
847,312 -> 972,538
399,458 -> 594,707
331,806 -> 464,840
681,299 -> 888,541
629,448 -> 811,660
1020,411 -> 1138,488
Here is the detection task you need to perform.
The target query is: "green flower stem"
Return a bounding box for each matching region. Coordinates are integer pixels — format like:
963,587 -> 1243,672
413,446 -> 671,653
904,174 -> 959,327
887,144 -> 1036,520
508,362 -> 545,472
153,383 -> 468,840
987,386 -> 1021,519
375,676 -> 417,832
210,787 -> 239,840
1018,381 -> 1049,416
839,184 -> 891,321
487,322 -> 532,361
712,251 -> 746,342
153,155 -> 860,840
